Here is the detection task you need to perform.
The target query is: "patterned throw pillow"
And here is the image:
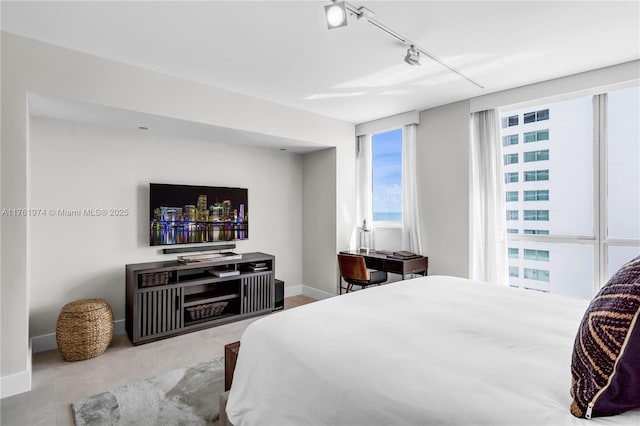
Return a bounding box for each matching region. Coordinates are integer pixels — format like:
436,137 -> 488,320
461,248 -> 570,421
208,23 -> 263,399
570,255 -> 640,418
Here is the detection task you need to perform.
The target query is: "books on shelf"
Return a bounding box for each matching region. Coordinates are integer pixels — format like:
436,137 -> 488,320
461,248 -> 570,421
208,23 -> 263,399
211,269 -> 240,277
248,262 -> 269,271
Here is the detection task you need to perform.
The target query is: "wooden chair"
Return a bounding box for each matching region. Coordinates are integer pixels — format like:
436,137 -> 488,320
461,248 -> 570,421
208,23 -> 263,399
337,254 -> 388,293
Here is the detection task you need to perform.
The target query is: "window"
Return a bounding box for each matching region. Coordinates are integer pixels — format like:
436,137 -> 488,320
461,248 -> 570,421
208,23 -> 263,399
607,87 -> 640,240
501,115 -> 519,128
524,129 -> 550,143
523,229 -> 549,235
507,228 -> 519,234
506,191 -> 519,202
524,268 -> 550,282
523,150 -> 549,162
372,129 -> 402,222
504,153 -> 519,165
509,266 -> 519,277
507,210 -> 519,220
505,172 -> 518,183
501,89 -> 640,300
524,249 -> 549,261
502,134 -> 518,146
524,190 -> 549,201
524,210 -> 549,221
537,109 -> 550,121
508,248 -> 519,258
524,170 -> 549,181
524,109 -> 550,123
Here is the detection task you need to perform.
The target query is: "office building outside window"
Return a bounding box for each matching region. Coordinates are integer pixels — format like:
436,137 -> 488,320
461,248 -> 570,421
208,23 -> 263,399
524,170 -> 549,181
501,115 -> 518,128
500,86 -> 640,299
504,153 -> 519,165
524,109 -> 549,123
503,134 -> 518,146
524,129 -> 549,143
505,172 -> 518,183
523,229 -> 549,235
523,150 -> 549,162
524,190 -> 549,201
523,210 -> 549,221
524,268 -> 550,282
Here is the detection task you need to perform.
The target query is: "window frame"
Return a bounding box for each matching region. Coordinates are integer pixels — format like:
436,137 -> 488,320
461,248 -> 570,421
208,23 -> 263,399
504,153 -> 519,165
524,267 -> 550,282
523,190 -> 549,201
523,210 -> 549,221
524,169 -> 549,182
523,149 -> 549,163
502,134 -> 519,146
505,172 -> 519,183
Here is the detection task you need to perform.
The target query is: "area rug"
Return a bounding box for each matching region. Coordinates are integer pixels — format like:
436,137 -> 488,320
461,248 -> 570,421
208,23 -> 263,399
71,357 -> 224,425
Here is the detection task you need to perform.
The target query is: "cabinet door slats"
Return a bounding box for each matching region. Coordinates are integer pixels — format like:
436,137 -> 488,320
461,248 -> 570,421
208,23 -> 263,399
242,274 -> 273,314
138,287 -> 182,339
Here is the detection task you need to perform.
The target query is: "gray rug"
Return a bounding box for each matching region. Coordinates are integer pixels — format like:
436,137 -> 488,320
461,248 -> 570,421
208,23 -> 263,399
71,357 -> 224,425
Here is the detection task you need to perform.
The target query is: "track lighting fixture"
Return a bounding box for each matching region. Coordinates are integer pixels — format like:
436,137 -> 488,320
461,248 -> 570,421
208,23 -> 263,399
323,1 -> 484,89
325,2 -> 347,29
404,45 -> 420,66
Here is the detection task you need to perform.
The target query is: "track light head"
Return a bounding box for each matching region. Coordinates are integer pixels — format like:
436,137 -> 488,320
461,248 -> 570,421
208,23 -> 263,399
325,2 -> 348,29
404,45 -> 421,66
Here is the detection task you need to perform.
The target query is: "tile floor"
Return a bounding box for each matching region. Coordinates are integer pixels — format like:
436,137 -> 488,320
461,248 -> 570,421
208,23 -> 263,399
0,295 -> 316,426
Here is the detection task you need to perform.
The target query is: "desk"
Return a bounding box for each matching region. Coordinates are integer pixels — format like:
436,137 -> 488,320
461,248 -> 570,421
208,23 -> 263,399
339,250 -> 428,294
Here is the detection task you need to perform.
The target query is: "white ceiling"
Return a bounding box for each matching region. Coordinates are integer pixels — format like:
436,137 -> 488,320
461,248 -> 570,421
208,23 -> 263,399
3,1 -> 639,126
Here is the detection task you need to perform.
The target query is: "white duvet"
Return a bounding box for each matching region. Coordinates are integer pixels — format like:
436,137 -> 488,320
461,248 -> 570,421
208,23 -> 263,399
226,275 -> 640,425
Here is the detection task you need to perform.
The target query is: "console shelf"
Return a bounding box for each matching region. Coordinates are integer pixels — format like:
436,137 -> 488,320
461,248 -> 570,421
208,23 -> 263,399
125,252 -> 275,345
183,292 -> 240,307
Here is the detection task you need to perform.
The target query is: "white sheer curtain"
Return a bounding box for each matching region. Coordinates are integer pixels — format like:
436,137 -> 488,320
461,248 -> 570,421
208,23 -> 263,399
470,109 -> 509,285
356,134 -> 373,243
401,124 -> 423,253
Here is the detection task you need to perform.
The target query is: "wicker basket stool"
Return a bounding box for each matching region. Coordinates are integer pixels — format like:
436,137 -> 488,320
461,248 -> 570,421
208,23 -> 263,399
56,298 -> 113,361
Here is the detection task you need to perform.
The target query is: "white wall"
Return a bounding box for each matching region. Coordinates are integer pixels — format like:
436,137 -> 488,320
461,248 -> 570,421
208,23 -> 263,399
1,31 -> 355,397
416,101 -> 471,278
28,117 -> 304,337
302,148 -> 339,298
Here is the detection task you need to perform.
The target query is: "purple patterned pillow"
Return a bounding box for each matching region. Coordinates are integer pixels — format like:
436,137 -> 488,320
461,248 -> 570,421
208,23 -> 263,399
570,255 -> 640,418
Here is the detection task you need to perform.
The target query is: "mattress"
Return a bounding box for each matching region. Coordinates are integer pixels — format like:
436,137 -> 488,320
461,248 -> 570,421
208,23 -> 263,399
226,275 -> 640,425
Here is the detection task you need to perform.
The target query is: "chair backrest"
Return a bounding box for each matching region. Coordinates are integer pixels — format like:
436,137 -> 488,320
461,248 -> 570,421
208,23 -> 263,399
337,254 -> 370,281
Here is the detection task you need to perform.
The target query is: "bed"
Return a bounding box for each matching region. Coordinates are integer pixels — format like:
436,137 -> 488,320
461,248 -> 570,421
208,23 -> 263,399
225,275 -> 640,425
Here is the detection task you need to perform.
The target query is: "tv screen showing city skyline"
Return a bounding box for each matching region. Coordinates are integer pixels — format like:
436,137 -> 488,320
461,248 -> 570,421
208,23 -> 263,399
149,183 -> 248,246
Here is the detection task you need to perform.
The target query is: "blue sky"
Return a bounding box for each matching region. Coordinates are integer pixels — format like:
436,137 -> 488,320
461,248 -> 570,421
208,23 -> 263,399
372,128 -> 402,215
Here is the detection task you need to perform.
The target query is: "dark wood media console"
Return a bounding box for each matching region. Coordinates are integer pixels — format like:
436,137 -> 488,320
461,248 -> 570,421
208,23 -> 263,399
125,252 -> 274,345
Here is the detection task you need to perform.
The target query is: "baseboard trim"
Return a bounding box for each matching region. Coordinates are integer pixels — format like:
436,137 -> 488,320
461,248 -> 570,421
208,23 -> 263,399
0,368 -> 31,399
283,285 -> 302,298
301,285 -> 333,300
31,319 -> 126,354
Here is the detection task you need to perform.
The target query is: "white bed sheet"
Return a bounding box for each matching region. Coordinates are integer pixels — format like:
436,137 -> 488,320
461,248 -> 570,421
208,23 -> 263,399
226,275 -> 640,425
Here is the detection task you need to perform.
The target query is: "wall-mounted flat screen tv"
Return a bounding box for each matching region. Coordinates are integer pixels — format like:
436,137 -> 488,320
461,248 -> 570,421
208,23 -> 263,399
150,183 -> 248,246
